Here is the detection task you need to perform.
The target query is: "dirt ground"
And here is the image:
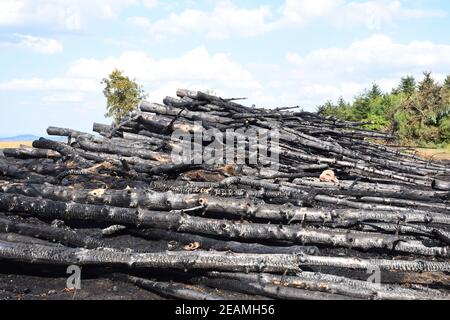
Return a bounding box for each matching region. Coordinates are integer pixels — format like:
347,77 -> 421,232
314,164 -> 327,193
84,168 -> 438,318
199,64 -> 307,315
0,236 -> 169,300
0,272 -> 163,300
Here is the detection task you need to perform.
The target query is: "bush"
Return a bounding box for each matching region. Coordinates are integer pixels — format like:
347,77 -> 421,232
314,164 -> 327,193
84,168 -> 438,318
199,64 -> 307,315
363,113 -> 389,131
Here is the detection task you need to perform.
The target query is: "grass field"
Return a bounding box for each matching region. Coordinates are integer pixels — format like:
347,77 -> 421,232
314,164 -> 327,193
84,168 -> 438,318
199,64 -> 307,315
0,141 -> 33,148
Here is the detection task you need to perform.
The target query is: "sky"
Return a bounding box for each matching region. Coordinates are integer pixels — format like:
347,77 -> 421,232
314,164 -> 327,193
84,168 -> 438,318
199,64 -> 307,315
1,0 -> 450,137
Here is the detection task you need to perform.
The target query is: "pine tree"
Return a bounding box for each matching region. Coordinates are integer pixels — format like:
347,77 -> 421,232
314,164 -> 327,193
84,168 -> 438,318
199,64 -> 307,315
443,75 -> 450,91
418,72 -> 436,93
398,76 -> 416,96
368,83 -> 382,99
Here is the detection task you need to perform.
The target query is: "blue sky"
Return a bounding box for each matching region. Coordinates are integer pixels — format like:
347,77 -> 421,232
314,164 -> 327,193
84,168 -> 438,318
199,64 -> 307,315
1,0 -> 450,136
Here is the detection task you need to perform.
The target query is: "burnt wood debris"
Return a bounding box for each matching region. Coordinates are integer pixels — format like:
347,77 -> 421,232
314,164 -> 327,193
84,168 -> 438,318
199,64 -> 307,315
0,89 -> 449,300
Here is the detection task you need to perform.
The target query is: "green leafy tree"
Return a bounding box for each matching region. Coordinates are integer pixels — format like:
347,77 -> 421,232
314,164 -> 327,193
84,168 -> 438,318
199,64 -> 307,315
101,69 -> 146,122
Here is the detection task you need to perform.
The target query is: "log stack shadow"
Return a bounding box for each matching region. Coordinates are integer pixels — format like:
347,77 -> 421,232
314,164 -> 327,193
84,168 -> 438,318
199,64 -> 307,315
0,89 -> 449,300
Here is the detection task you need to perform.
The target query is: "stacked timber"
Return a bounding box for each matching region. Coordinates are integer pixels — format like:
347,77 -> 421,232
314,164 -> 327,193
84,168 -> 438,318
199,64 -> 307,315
0,89 -> 449,300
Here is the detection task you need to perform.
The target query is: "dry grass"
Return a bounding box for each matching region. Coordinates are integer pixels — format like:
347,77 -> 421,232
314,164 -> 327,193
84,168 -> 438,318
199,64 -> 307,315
414,145 -> 450,161
0,141 -> 33,148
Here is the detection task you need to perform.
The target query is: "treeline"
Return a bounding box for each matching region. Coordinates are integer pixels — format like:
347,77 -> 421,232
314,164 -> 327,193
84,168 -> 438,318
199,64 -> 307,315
317,72 -> 450,146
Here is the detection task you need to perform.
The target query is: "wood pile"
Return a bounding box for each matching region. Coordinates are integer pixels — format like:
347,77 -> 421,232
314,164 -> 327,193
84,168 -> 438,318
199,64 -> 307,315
0,89 -> 449,300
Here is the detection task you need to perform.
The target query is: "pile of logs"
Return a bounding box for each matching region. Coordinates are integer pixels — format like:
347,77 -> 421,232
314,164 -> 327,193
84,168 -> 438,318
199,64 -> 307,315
0,89 -> 449,300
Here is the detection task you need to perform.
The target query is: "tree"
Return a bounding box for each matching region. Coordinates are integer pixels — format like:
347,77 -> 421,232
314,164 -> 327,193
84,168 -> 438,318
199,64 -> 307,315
101,69 -> 146,122
368,83 -> 382,99
418,72 -> 438,93
353,94 -> 371,120
317,98 -> 356,121
440,75 -> 450,109
443,75 -> 450,91
437,75 -> 450,131
316,72 -> 450,145
398,76 -> 416,96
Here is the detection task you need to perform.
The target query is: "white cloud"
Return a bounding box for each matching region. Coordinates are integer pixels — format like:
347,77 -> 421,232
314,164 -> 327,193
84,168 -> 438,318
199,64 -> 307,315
0,47 -> 260,104
127,16 -> 152,28
129,0 -> 446,39
277,0 -> 446,29
283,34 -> 450,104
333,0 -> 445,29
0,34 -> 63,54
0,0 -> 24,26
276,0 -> 339,27
0,0 -> 445,38
68,47 -> 260,90
42,93 -> 86,103
287,34 -> 450,80
2,35 -> 450,111
0,0 -> 156,30
142,0 -> 157,9
0,77 -> 98,92
129,1 -> 274,40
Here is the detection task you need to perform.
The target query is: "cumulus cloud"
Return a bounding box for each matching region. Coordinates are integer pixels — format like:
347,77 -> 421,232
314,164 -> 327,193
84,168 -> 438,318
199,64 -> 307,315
127,16 -> 152,29
276,0 -> 339,27
129,1 -> 273,40
277,0 -> 445,29
286,34 -> 450,82
0,0 -> 24,26
0,47 -> 259,103
68,47 -> 259,89
0,34 -> 63,54
141,0 -> 157,9
2,35 -> 450,109
0,78 -> 98,92
0,0 -> 156,30
281,34 -> 450,105
129,0 -> 446,40
0,0 -> 445,39
42,93 -> 86,104
203,34 -> 450,109
332,0 -> 446,29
